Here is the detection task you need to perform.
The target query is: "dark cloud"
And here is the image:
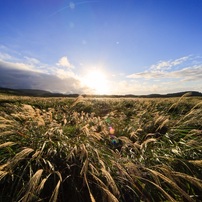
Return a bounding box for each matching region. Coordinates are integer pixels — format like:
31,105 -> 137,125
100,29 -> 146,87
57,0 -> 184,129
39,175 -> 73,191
0,64 -> 88,94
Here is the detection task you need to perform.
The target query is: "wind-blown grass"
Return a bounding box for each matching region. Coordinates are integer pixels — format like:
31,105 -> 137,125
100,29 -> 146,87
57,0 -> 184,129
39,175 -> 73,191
0,94 -> 201,201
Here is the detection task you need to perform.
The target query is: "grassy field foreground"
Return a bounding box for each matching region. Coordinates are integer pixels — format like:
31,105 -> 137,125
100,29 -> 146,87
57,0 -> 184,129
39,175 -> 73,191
0,93 -> 202,202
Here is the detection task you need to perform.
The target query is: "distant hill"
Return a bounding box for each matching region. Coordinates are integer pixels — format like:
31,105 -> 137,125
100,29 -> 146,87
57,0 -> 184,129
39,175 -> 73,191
138,91 -> 202,98
0,87 -> 201,98
0,87 -> 75,97
84,91 -> 202,98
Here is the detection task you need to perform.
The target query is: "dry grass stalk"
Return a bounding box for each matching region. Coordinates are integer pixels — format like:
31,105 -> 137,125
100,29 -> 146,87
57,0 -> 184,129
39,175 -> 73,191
0,130 -> 15,136
186,139 -> 198,146
154,115 -> 165,126
168,93 -> 191,112
94,149 -> 107,170
82,124 -> 90,136
118,136 -> 133,145
176,110 -> 195,125
84,174 -> 96,202
36,176 -> 51,195
146,168 -> 195,202
46,160 -> 55,171
101,187 -> 119,202
140,138 -> 157,149
130,131 -> 138,139
89,162 -> 99,175
188,160 -> 202,167
0,141 -> 16,149
133,142 -> 141,149
91,172 -> 118,201
32,150 -> 41,159
156,165 -> 176,183
8,147 -> 34,170
140,177 -> 176,202
91,172 -> 108,190
21,169 -> 43,202
80,159 -> 89,176
101,167 -> 120,196
156,118 -> 169,131
0,170 -> 8,180
98,159 -> 106,170
0,116 -> 14,124
123,162 -> 141,178
49,180 -> 61,202
173,172 -> 202,189
67,147 -> 76,160
0,124 -> 12,129
0,163 -> 8,170
49,171 -> 62,202
70,95 -> 84,108
90,132 -> 103,140
112,161 -> 133,182
79,144 -> 88,160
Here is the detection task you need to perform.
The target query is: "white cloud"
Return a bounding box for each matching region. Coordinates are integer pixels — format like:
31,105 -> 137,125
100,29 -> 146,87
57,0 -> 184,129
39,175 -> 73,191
127,65 -> 202,81
55,68 -> 78,80
56,56 -> 73,68
127,55 -> 202,81
0,51 -> 92,94
125,55 -> 202,95
150,56 -> 190,71
170,65 -> 202,81
127,71 -> 164,79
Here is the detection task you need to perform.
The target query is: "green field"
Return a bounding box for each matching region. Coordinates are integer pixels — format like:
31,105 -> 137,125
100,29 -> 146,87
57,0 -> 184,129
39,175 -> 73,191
0,93 -> 201,202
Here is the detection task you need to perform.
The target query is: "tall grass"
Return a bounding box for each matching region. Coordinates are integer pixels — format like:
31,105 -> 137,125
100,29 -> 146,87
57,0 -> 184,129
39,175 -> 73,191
0,94 -> 201,201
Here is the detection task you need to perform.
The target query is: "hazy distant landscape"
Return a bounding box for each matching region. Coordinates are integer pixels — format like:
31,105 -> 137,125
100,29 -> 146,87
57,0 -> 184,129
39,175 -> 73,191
0,91 -> 201,201
0,87 -> 202,98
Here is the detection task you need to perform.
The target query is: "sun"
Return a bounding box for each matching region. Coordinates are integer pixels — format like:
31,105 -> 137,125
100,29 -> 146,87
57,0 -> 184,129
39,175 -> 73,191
83,70 -> 109,94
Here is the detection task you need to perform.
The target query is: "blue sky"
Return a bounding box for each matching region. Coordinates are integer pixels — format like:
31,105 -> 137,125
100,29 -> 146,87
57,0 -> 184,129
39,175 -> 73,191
0,0 -> 201,95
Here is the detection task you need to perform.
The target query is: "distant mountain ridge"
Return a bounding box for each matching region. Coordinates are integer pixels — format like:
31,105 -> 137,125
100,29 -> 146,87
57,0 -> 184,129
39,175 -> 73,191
137,91 -> 202,98
0,87 -> 201,98
0,87 -> 66,97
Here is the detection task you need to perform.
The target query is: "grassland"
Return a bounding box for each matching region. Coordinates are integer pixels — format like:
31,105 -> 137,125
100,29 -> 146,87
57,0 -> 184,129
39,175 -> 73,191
0,93 -> 201,202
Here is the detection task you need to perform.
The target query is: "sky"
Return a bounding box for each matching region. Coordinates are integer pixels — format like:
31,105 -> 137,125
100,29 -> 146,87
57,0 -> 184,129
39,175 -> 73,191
0,0 -> 202,95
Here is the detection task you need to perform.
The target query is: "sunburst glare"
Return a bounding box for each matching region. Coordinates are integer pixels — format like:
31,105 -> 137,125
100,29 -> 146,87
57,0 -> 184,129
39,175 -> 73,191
82,70 -> 110,94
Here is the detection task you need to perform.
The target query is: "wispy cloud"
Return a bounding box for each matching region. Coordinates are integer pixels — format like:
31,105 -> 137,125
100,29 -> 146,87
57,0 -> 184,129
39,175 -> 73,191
122,55 -> 202,94
127,55 -> 202,82
150,56 -> 190,71
127,65 -> 202,81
